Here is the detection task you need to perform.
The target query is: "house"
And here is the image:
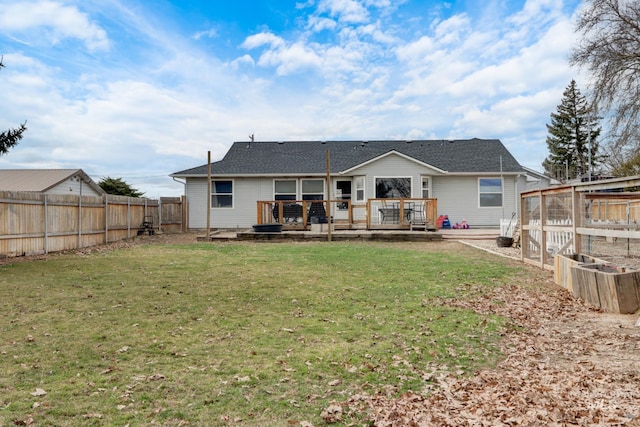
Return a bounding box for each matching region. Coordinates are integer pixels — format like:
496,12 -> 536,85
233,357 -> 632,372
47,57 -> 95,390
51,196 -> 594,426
171,139 -> 530,230
522,166 -> 559,191
0,169 -> 105,197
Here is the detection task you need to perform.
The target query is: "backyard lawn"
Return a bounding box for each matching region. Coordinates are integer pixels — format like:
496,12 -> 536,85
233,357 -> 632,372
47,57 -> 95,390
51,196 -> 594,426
1,238 -> 638,426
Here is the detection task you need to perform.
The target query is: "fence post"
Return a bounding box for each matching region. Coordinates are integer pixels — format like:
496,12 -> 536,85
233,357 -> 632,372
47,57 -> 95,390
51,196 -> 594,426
104,195 -> 109,244
127,198 -> 131,238
78,193 -> 83,249
182,195 -> 187,232
540,192 -> 547,267
572,187 -> 581,254
44,194 -> 49,254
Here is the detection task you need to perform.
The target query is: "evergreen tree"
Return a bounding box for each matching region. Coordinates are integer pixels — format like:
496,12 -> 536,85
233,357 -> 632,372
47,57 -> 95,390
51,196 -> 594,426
0,56 -> 27,155
98,177 -> 145,197
542,80 -> 601,181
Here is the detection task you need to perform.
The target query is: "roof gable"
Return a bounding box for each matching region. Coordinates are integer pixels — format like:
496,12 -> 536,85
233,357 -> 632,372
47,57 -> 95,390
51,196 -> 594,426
342,150 -> 448,175
0,169 -> 105,194
171,139 -> 524,177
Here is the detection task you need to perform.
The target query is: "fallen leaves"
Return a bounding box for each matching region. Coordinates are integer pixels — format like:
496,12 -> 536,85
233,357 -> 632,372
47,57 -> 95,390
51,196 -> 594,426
340,282 -> 640,425
321,404 -> 343,423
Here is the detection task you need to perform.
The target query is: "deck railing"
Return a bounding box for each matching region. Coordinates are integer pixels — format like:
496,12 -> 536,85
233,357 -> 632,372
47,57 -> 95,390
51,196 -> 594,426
366,198 -> 438,230
257,198 -> 437,230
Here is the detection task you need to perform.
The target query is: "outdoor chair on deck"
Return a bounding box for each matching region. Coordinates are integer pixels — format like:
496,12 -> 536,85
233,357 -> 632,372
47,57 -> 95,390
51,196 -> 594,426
272,203 -> 304,223
308,202 -> 328,224
412,201 -> 425,224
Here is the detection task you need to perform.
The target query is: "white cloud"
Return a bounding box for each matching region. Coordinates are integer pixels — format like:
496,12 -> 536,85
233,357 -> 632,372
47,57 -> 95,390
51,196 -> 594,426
306,16 -> 338,32
193,28 -> 217,40
230,54 -> 256,70
0,0 -> 109,51
257,42 -> 323,75
509,0 -> 563,26
318,0 -> 370,23
242,32 -> 286,49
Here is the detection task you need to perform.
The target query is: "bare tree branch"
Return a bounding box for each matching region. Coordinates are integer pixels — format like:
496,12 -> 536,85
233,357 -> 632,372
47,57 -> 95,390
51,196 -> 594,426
570,0 -> 640,164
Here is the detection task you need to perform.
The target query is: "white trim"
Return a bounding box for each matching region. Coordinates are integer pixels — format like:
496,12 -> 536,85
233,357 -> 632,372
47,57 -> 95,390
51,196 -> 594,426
478,177 -> 503,208
273,178 -> 297,200
374,175 -> 413,198
211,178 -> 234,209
354,176 -> 365,202
421,176 -> 431,198
301,178 -> 325,200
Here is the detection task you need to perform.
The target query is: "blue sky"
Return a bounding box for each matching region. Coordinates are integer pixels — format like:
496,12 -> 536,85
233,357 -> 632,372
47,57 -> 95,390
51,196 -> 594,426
0,0 -> 584,197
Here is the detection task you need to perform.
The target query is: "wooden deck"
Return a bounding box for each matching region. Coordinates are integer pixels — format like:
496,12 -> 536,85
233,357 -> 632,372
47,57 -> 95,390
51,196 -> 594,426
199,228 -> 500,242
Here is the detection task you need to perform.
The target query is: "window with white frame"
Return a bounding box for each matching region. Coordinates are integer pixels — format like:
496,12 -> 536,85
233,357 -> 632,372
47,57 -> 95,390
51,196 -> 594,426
301,179 -> 324,200
421,177 -> 430,198
479,177 -> 503,207
211,180 -> 233,208
375,177 -> 411,198
274,180 -> 297,200
355,177 -> 365,202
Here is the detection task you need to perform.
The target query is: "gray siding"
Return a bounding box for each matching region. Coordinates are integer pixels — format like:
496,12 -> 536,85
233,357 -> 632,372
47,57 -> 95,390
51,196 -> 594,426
348,154 -> 442,199
186,177 -> 269,229
433,175 -> 519,227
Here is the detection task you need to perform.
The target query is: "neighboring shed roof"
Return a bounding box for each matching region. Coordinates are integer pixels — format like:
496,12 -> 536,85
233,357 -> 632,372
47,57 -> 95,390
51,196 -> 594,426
172,139 -> 524,177
0,169 -> 106,194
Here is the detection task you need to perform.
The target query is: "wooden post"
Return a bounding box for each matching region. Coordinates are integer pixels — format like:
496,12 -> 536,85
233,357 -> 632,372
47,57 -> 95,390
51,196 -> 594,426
78,187 -> 83,249
181,195 -> 187,232
104,195 -> 109,244
326,149 -> 332,242
207,151 -> 211,239
540,191 -> 547,268
44,194 -> 49,254
572,186 -> 581,254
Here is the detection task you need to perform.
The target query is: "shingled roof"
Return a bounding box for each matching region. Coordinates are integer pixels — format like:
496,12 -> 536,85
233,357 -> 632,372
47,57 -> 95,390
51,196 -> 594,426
172,139 -> 524,176
0,169 -> 105,194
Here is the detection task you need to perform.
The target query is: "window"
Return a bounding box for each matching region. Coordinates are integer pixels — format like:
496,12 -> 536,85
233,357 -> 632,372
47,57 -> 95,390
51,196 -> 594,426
301,179 -> 324,200
479,178 -> 503,207
355,177 -> 365,202
211,180 -> 233,208
375,177 -> 411,198
336,180 -> 351,210
274,180 -> 297,200
421,177 -> 430,198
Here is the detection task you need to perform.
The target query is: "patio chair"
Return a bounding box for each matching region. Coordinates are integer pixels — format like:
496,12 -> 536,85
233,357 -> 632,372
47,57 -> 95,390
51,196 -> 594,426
308,202 -> 328,224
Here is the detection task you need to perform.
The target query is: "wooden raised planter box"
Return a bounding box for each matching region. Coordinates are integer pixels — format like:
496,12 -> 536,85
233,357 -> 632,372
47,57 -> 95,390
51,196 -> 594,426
570,263 -> 640,314
554,253 -> 603,293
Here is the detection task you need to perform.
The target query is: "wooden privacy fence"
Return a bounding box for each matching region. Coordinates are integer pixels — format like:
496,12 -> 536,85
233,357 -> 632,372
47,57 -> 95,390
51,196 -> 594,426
0,192 -> 185,257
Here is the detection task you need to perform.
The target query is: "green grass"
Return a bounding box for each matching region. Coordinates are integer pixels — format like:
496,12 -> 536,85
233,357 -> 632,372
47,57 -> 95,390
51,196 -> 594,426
0,241 -> 523,426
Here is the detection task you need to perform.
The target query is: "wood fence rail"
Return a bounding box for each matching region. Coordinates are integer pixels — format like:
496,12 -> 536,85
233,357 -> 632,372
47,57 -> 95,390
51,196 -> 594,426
0,192 -> 185,257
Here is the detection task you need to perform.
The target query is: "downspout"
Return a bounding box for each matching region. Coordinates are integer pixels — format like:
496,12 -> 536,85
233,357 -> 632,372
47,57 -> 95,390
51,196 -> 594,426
78,178 -> 83,248
172,177 -> 187,232
172,176 -> 186,192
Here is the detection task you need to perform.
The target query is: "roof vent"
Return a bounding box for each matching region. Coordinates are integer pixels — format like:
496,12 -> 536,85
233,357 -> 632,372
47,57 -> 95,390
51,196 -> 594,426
277,141 -> 284,144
